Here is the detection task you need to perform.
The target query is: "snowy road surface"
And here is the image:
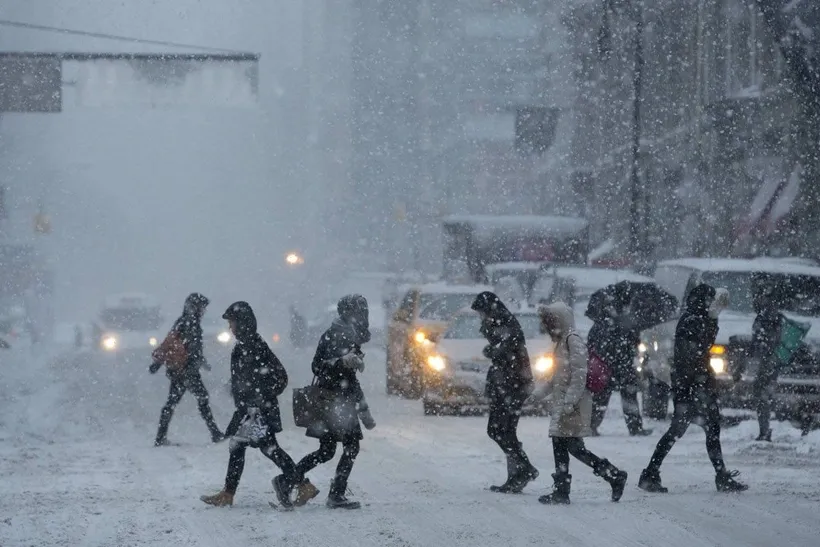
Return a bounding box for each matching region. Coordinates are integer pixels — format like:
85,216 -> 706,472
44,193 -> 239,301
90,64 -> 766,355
2,344 -> 820,547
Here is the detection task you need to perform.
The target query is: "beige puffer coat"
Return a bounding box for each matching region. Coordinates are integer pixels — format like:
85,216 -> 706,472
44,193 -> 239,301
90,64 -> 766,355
541,302 -> 593,438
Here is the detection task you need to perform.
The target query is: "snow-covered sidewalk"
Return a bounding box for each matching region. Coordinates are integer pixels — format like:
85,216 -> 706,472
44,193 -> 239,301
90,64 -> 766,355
2,345 -> 820,547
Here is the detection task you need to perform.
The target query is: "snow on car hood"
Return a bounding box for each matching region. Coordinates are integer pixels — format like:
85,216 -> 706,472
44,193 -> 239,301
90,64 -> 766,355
436,336 -> 555,363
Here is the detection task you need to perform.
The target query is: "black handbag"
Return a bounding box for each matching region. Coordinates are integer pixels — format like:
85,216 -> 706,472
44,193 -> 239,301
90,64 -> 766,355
293,377 -> 332,428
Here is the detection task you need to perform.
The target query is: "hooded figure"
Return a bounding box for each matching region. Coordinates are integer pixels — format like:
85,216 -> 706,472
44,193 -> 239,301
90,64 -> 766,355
151,292 -> 222,446
471,291 -> 538,493
639,284 -> 748,494
537,302 -> 627,505
201,301 -> 300,509
751,284 -> 783,442
289,294 -> 373,510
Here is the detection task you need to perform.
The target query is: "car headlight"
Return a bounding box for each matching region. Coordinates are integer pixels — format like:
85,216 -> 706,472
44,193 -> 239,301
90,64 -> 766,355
101,335 -> 118,351
427,354 -> 446,372
534,355 -> 554,374
149,336 -> 158,347
414,330 -> 427,344
709,357 -> 726,374
217,331 -> 232,344
638,342 -> 648,354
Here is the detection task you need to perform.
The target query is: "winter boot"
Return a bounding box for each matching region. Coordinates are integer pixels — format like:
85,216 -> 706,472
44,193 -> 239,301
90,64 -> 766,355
211,431 -> 226,443
508,461 -> 540,494
293,478 -> 321,507
716,470 -> 748,492
538,473 -> 571,505
489,455 -> 519,493
638,468 -> 668,493
271,475 -> 294,510
154,437 -> 169,447
594,459 -> 628,502
755,429 -> 772,442
326,478 -> 361,510
200,489 -> 234,507
629,428 -> 654,437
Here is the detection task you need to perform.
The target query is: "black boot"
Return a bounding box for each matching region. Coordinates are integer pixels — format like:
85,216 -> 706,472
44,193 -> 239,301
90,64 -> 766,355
629,427 -> 654,437
716,470 -> 748,492
155,409 -> 172,446
638,468 -> 668,493
326,478 -> 361,510
508,460 -> 539,494
538,473 -> 571,505
272,475 -> 294,510
489,455 -> 519,493
594,459 -> 627,502
755,429 -> 772,442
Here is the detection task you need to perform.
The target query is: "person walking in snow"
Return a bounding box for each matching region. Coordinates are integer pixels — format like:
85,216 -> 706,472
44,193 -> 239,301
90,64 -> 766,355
287,294 -> 374,509
750,284 -> 783,442
470,291 -> 539,493
150,293 -> 223,446
201,301 -> 301,509
638,284 -> 748,493
537,302 -> 627,505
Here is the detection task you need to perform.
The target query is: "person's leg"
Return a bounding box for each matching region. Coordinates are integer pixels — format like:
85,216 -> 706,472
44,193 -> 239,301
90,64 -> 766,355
702,400 -> 748,492
565,437 -> 628,501
538,437 -> 572,504
295,436 -> 337,479
263,434 -> 300,508
590,381 -> 614,433
327,437 -> 361,508
639,402 -> 691,492
187,373 -> 222,441
155,379 -> 185,446
754,363 -> 777,440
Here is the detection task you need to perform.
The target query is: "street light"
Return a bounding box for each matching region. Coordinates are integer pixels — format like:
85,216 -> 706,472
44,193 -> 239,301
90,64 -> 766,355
285,252 -> 304,266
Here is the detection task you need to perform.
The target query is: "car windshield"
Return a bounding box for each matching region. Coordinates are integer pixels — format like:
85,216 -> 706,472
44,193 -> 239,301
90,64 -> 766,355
443,313 -> 543,340
100,307 -> 162,331
701,271 -> 820,317
418,293 -> 476,321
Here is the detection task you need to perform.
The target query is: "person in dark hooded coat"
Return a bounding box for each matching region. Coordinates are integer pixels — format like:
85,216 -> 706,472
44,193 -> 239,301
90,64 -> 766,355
288,294 -> 372,509
471,291 -> 538,493
750,285 -> 783,442
639,283 -> 748,493
200,301 -> 300,509
150,293 -> 222,446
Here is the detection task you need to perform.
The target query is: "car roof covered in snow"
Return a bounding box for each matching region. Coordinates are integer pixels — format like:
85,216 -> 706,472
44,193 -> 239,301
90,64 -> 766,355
549,266 -> 653,289
442,215 -> 588,234
657,257 -> 820,277
485,261 -> 546,273
103,293 -> 160,309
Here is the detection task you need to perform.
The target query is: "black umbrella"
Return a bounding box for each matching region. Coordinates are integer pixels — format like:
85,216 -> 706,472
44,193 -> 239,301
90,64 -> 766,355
586,281 -> 678,332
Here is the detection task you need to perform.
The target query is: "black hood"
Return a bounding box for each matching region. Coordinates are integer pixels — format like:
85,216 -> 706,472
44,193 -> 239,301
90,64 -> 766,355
222,301 -> 257,341
184,292 -> 209,316
471,291 -> 512,319
685,283 -> 716,314
337,294 -> 371,344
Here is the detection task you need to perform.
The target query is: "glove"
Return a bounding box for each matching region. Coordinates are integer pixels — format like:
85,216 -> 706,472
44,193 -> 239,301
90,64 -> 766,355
341,352 -> 365,372
482,345 -> 495,359
149,362 -> 162,374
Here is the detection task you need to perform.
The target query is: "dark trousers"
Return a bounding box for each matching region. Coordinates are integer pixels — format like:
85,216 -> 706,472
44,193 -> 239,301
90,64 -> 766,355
591,367 -> 644,433
295,435 -> 360,492
155,372 -> 221,443
225,434 -> 297,494
487,395 -> 533,472
753,362 -> 779,435
646,396 -> 725,474
552,437 -> 606,475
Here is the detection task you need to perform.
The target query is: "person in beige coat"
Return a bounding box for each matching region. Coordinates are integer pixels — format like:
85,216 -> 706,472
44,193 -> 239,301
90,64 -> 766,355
538,302 -> 628,505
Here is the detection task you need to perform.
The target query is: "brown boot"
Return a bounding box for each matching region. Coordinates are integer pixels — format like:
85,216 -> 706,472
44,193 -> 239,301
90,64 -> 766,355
200,490 -> 234,507
293,479 -> 320,507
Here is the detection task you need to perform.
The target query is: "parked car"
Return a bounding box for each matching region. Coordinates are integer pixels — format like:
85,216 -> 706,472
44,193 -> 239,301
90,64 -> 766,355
642,257 -> 820,422
93,293 -> 165,362
386,282 -> 492,399
422,307 -> 555,416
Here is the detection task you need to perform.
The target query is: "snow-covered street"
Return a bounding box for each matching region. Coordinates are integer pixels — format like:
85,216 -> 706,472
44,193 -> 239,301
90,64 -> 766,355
2,344 -> 820,547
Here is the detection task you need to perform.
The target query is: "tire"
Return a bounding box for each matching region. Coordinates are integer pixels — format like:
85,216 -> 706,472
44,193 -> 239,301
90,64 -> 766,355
643,379 -> 670,420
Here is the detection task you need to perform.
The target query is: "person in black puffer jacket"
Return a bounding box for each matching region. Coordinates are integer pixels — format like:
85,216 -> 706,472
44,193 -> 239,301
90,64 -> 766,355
471,291 -> 538,494
638,284 -> 748,494
289,294 -> 372,509
151,293 -> 222,446
200,301 -> 300,509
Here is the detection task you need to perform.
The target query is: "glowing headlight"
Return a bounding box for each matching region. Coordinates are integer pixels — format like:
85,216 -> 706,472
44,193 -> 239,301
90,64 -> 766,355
638,342 -> 648,354
414,330 -> 427,344
149,337 -> 158,347
427,354 -> 446,372
102,335 -> 118,351
709,357 -> 726,374
534,355 -> 554,374
217,331 -> 232,344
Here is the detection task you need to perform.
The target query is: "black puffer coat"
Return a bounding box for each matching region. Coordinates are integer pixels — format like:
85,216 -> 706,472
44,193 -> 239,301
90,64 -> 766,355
671,284 -> 718,405
223,301 -> 288,434
471,291 -> 533,401
167,292 -> 210,378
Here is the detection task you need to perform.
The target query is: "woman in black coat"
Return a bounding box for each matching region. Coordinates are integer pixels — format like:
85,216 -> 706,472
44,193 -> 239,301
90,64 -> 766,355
289,294 -> 372,509
200,301 -> 300,509
471,291 -> 538,493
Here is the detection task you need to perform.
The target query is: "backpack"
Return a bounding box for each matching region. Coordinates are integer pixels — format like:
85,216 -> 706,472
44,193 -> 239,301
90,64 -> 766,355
152,329 -> 188,373
565,333 -> 611,394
